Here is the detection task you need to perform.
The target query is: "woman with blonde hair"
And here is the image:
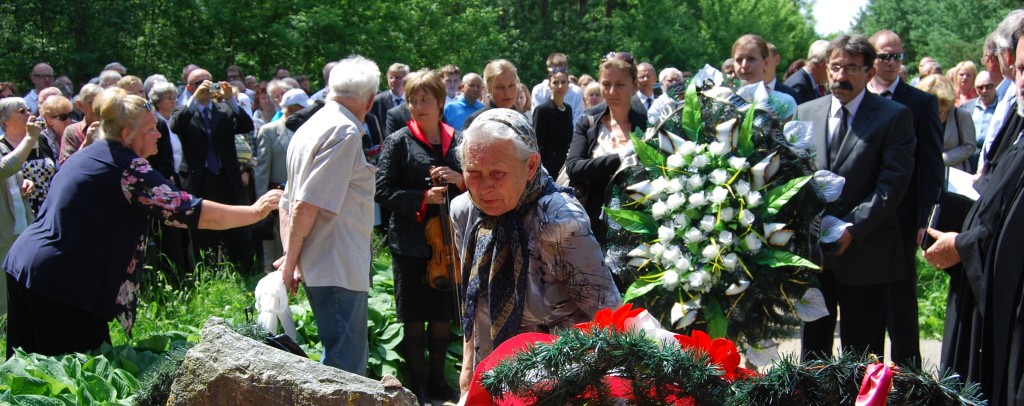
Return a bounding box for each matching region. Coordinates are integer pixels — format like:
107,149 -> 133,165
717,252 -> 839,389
4,88 -> 282,357
951,61 -> 978,107
462,59 -> 521,129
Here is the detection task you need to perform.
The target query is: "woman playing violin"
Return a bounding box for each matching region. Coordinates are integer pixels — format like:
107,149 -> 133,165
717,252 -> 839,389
374,69 -> 463,405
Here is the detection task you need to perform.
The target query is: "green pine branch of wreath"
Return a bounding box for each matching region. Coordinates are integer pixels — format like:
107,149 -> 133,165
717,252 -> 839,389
481,327 -> 988,405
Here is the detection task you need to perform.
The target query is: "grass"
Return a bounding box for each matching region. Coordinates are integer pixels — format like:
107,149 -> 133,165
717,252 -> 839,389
916,253 -> 950,340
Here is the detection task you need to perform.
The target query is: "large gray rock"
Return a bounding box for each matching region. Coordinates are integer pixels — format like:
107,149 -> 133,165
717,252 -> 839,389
167,317 -> 417,405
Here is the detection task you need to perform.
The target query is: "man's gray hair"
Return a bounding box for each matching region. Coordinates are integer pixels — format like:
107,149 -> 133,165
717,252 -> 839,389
995,9 -> 1024,49
77,84 -> 103,104
99,70 -> 122,87
658,67 -> 683,83
456,119 -> 537,165
104,62 -> 127,75
148,80 -> 178,104
143,74 -> 168,97
329,55 -> 381,100
462,72 -> 482,85
807,40 -> 831,64
0,97 -> 27,131
387,63 -> 410,75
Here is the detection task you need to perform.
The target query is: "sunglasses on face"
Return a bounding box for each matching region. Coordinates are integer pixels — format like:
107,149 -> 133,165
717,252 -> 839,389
51,113 -> 72,121
604,52 -> 635,64
976,84 -> 995,91
876,53 -> 904,62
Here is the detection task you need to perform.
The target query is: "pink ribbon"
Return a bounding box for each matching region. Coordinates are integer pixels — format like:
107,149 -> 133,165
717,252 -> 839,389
856,363 -> 893,406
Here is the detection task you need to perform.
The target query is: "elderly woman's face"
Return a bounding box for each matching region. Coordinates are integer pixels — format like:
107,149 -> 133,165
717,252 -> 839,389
407,88 -> 441,125
156,92 -> 176,114
125,112 -> 160,158
463,139 -> 540,216
4,104 -> 30,131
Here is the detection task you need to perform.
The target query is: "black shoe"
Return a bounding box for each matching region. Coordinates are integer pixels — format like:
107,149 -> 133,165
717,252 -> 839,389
414,386 -> 430,406
428,382 -> 458,402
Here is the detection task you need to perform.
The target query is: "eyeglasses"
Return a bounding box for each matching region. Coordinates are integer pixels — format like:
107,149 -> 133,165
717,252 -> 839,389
876,53 -> 904,62
549,67 -> 568,74
828,64 -> 869,74
191,80 -> 206,87
603,52 -> 635,64
31,74 -> 53,80
976,84 -> 995,91
144,101 -> 154,111
15,107 -> 28,114
51,113 -> 72,121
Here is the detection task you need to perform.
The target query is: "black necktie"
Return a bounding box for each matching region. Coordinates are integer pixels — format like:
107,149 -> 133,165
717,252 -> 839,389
881,90 -> 893,99
645,97 -> 652,110
202,109 -> 221,173
395,97 -> 403,105
829,106 -> 849,168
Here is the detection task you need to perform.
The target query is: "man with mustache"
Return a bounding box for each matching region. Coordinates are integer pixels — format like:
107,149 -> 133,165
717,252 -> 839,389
796,35 -> 916,362
866,29 -> 944,369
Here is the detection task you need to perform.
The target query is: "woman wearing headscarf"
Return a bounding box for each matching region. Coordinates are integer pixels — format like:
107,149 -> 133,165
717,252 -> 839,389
4,88 -> 281,357
451,108 -> 621,396
375,70 -> 464,404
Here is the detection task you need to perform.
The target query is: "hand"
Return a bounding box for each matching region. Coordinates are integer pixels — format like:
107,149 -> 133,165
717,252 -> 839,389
916,227 -> 926,248
20,179 -> 32,197
924,228 -> 961,269
241,171 -> 250,188
25,116 -> 42,139
274,255 -> 304,296
252,189 -> 283,217
836,229 -> 853,256
219,81 -> 235,101
81,121 -> 101,150
194,80 -> 213,102
425,186 -> 448,204
431,166 -> 465,190
459,354 -> 474,397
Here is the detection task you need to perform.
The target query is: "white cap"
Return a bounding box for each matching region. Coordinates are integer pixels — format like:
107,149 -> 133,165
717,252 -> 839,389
281,89 -> 309,108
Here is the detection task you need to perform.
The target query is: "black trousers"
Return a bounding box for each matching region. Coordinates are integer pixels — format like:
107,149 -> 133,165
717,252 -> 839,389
802,269 -> 887,361
6,274 -> 110,358
192,170 -> 254,274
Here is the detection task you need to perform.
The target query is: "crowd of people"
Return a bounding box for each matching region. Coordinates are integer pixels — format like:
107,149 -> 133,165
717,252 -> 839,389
3,9 -> 1024,405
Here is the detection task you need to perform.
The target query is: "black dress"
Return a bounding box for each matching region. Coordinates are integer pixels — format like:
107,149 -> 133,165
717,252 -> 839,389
532,99 -> 573,176
374,120 -> 462,323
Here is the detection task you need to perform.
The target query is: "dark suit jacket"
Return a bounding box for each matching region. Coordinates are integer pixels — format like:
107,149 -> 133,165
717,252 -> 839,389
153,119 -> 182,187
384,103 -> 412,136
796,93 -> 916,285
169,101 -> 254,199
784,68 -> 818,105
890,79 -> 944,252
773,81 -> 800,103
370,90 -> 399,126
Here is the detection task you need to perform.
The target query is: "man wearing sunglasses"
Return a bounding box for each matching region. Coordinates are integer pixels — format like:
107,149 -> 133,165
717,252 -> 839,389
24,63 -> 54,115
963,71 -> 999,174
866,29 -> 944,370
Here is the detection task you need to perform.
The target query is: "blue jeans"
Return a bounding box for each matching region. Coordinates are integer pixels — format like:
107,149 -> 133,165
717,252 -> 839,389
304,285 -> 368,375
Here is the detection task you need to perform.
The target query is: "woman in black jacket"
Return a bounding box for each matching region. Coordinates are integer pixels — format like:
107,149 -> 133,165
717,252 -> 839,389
564,53 -> 648,246
532,66 -> 573,175
374,70 -> 463,404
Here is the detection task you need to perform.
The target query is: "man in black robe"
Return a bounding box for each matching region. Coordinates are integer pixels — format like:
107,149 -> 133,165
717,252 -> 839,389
925,21 -> 1024,405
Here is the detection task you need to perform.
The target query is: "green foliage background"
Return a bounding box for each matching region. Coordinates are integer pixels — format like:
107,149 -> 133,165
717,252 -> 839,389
0,0 -> 815,94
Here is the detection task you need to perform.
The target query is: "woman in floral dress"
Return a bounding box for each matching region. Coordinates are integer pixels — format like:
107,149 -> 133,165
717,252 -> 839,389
3,88 -> 282,358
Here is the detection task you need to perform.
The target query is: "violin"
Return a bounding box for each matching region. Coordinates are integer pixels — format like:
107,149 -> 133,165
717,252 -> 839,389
425,166 -> 462,293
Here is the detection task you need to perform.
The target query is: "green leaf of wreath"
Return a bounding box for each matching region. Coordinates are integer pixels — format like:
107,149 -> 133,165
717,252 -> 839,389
631,133 -> 665,176
764,175 -> 812,216
605,208 -> 658,235
737,105 -> 756,156
704,299 -> 728,339
682,81 -> 701,140
752,249 -> 820,270
623,278 -> 659,302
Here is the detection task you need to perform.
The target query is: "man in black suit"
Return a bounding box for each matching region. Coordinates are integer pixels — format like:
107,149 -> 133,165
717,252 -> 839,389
867,29 -> 944,369
630,62 -> 657,112
384,103 -> 413,136
170,68 -> 257,273
369,63 -> 408,126
766,42 -> 800,101
785,40 -> 831,104
797,35 -> 916,361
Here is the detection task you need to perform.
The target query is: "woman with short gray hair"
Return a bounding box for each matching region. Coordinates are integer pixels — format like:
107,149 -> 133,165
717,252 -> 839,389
0,97 -> 58,213
451,108 -> 620,396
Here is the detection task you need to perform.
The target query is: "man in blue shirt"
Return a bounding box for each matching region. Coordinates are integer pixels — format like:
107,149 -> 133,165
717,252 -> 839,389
964,71 -> 998,173
443,73 -> 484,131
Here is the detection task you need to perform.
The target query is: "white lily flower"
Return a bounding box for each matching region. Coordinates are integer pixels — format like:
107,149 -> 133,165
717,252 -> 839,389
734,180 -> 751,196
626,179 -> 653,201
688,191 -> 708,207
716,118 -> 738,146
667,153 -> 686,169
678,309 -> 698,328
652,200 -> 668,219
784,120 -> 814,150
701,244 -> 719,260
764,223 -> 794,246
721,253 -> 739,270
813,170 -> 846,203
728,156 -> 748,171
627,243 -> 651,258
674,255 -> 691,272
627,257 -> 648,268
719,230 -> 735,246
663,245 -> 682,262
726,279 -> 751,295
739,209 -> 756,227
720,207 -> 736,222
662,270 -> 680,289
684,228 -> 704,244
691,154 -> 709,169
746,191 -> 763,207
658,226 -> 676,243
745,340 -> 781,368
670,302 -> 685,326
686,174 -> 704,191
751,152 -> 779,189
743,232 -> 763,252
710,168 -> 729,185
626,309 -> 664,337
795,288 -> 830,322
708,141 -> 731,156
659,130 -> 689,155
666,192 -> 686,211
820,215 -> 852,244
709,186 -> 729,204
699,215 -> 716,232
650,242 -> 666,257
654,328 -> 681,349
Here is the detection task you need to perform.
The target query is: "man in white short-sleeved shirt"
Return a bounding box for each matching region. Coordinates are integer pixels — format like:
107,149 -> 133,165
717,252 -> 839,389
278,55 -> 380,375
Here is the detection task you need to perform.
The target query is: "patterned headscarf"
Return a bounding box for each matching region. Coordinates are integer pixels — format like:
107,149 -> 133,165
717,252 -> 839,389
461,109 -> 559,348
